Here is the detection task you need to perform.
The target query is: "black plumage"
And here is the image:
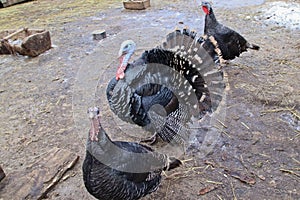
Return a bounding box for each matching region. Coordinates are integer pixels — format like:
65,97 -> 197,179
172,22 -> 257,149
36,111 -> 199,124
106,28 -> 225,144
83,107 -> 181,200
201,1 -> 260,61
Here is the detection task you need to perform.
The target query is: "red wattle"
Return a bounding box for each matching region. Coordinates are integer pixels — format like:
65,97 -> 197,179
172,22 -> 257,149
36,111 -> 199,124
116,56 -> 126,80
202,6 -> 209,15
116,65 -> 126,80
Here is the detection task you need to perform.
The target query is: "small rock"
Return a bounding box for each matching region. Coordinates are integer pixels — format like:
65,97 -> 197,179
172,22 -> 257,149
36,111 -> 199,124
269,179 -> 277,187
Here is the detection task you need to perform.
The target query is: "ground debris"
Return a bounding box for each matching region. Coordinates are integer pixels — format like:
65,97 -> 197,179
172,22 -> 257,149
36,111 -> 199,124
256,174 -> 266,181
0,147 -> 79,199
225,169 -> 256,185
280,168 -> 300,178
0,28 -> 51,57
261,106 -> 299,120
198,185 -> 219,195
204,160 -> 218,168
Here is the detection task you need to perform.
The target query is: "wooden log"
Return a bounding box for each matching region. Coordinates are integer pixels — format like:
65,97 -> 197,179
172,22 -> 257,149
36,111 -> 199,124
0,147 -> 79,199
3,28 -> 26,40
0,0 -> 28,8
91,30 -> 106,40
0,40 -> 15,55
0,29 -> 51,56
16,30 -> 52,57
1,28 -> 45,40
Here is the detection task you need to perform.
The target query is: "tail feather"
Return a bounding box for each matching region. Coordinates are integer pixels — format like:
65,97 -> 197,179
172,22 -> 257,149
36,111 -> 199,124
161,28 -> 225,114
107,28 -> 227,145
178,28 -> 198,54
162,28 -> 198,54
162,29 -> 181,50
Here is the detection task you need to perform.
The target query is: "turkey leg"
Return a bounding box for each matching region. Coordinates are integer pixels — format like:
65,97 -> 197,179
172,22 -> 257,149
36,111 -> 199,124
140,132 -> 158,145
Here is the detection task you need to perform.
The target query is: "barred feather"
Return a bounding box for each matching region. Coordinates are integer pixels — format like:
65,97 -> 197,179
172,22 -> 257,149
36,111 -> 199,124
201,1 -> 260,61
83,108 -> 181,200
106,28 -> 225,144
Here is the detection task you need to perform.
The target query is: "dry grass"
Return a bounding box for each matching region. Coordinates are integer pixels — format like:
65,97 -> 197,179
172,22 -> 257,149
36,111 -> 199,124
0,0 -> 120,30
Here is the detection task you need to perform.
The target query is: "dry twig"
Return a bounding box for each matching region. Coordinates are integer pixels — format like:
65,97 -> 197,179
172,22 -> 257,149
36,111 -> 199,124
280,169 -> 300,178
229,178 -> 237,200
241,122 -> 250,130
213,125 -> 231,138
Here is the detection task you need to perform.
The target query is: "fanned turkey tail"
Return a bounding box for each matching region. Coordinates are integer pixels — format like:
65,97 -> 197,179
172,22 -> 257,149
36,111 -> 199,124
106,28 -> 226,145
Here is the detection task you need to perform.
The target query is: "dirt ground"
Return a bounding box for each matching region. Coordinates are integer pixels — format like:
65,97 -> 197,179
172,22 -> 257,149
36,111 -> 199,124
0,0 -> 299,199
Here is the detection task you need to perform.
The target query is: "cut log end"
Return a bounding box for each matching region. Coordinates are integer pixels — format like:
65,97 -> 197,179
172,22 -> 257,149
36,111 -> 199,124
92,30 -> 107,40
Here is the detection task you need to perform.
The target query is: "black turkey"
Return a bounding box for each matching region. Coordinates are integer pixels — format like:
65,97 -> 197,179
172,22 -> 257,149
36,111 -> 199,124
106,28 -> 225,145
83,107 -> 182,200
201,1 -> 260,62
0,165 -> 5,182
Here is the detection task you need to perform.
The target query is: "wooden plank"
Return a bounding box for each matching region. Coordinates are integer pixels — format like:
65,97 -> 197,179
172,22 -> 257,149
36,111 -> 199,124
0,0 -> 28,8
0,29 -> 51,57
0,147 -> 79,199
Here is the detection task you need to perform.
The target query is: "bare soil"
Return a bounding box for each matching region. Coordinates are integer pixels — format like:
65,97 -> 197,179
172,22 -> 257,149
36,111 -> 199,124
0,0 -> 299,199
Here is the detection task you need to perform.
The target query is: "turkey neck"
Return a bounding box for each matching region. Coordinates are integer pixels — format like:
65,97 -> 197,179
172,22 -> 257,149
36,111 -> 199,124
87,114 -> 112,148
121,52 -> 133,67
204,10 -> 218,34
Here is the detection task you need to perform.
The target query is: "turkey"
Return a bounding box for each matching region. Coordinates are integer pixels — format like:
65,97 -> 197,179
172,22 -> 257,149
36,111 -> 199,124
0,165 -> 5,182
83,107 -> 182,200
201,1 -> 260,62
106,28 -> 225,145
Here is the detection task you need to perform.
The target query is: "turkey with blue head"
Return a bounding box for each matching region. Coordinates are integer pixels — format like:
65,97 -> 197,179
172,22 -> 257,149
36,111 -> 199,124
83,107 -> 182,200
106,28 -> 225,146
201,1 -> 260,64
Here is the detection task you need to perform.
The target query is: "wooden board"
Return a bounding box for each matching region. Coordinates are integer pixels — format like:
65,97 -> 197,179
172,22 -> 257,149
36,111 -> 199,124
123,0 -> 150,10
0,0 -> 28,8
0,28 -> 52,57
0,147 -> 79,199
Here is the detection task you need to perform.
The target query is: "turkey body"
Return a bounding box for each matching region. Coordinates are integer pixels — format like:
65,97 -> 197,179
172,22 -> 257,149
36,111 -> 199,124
106,28 -> 225,144
83,107 -> 181,200
201,1 -> 260,61
83,142 -> 161,200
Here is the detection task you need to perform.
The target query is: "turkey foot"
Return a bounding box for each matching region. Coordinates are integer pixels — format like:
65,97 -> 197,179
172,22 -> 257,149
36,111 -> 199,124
140,133 -> 158,145
218,59 -> 230,69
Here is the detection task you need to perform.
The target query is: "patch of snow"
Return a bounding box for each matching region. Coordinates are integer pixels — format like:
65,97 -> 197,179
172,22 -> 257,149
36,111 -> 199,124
261,1 -> 300,30
194,0 -> 265,8
213,0 -> 265,8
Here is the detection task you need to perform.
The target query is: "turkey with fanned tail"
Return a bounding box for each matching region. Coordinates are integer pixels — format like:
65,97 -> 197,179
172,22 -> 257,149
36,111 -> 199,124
106,28 -> 225,145
201,1 -> 260,63
83,107 -> 182,200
